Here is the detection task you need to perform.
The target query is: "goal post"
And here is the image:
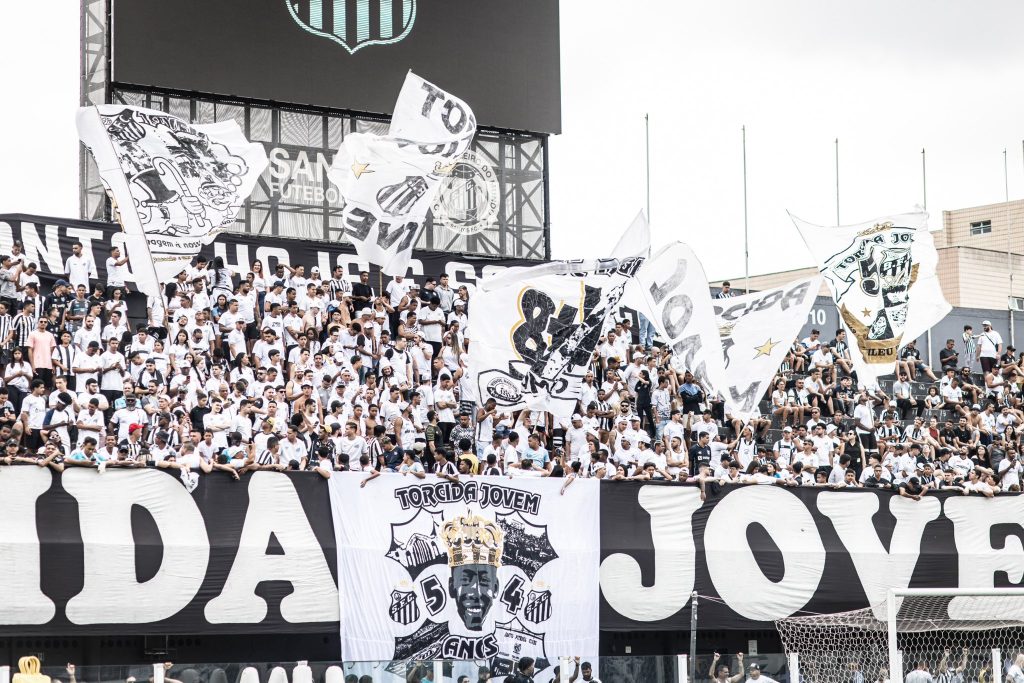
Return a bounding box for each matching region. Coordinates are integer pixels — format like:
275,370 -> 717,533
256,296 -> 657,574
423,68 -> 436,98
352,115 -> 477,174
775,588 -> 1024,683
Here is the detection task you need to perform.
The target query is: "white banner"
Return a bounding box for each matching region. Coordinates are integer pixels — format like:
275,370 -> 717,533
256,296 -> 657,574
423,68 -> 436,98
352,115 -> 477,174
329,473 -> 599,679
328,72 -> 476,275
472,259 -> 643,419
712,276 -> 823,421
629,242 -> 727,390
76,106 -> 267,298
791,211 -> 950,383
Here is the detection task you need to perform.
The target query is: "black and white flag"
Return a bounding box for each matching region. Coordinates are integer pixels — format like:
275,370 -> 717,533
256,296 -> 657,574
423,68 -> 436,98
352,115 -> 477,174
76,106 -> 267,297
328,72 -> 476,275
792,211 -> 950,383
712,276 -> 822,420
471,216 -> 649,420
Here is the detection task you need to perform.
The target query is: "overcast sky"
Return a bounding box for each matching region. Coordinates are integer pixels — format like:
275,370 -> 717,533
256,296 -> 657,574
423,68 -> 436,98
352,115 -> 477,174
2,1 -> 1023,280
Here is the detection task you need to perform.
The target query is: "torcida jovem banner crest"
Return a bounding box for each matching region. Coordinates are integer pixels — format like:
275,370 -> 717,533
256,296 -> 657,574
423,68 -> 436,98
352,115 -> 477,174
790,211 -> 950,384
328,473 -> 599,677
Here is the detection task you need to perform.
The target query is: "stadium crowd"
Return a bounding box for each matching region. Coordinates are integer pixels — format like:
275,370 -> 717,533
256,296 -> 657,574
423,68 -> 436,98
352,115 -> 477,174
0,248 -> 1020,497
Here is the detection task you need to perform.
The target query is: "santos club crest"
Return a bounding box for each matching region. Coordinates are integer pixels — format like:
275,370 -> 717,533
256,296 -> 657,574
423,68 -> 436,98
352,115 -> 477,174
384,482 -> 559,674
287,0 -> 417,54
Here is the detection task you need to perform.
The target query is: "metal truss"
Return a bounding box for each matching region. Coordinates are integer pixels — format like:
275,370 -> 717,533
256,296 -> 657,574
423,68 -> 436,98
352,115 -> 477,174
77,1 -> 551,262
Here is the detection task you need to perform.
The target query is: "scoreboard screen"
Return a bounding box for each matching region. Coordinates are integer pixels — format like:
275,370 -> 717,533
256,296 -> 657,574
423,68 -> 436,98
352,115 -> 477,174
111,0 -> 562,134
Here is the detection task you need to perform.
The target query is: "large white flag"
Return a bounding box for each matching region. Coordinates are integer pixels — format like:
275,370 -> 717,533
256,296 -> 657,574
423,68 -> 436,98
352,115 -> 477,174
712,276 -> 822,420
76,106 -> 267,298
328,72 -> 476,275
629,242 -> 727,391
791,211 -> 951,383
329,474 -> 599,680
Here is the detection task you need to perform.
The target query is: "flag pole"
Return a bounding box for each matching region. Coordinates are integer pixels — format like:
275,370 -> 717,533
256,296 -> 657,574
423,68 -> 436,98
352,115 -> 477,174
743,125 -> 750,295
1006,148 -> 1014,346
835,138 -> 840,225
645,113 -> 651,221
923,147 -> 933,366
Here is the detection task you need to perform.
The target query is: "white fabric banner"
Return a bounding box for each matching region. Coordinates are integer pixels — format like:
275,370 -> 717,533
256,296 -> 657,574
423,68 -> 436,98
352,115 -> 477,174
791,211 -> 951,383
712,276 -> 823,421
76,105 -> 267,298
328,72 -> 476,275
329,473 -> 599,680
628,242 -> 727,390
471,259 -> 643,419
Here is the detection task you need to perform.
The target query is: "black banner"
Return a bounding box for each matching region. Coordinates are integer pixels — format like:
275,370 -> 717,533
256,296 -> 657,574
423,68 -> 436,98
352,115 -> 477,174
0,213 -> 535,301
598,481 -> 1018,631
1,467 -> 1019,636
3,467 -> 336,636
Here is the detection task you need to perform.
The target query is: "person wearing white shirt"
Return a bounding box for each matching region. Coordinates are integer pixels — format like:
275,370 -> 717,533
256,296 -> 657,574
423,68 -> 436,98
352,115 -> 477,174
977,320 -> 1003,373
64,242 -> 96,292
105,245 -> 130,294
998,452 -> 1022,490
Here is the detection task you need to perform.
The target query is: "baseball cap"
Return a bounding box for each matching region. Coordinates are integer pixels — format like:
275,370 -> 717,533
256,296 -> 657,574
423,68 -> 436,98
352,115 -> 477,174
310,266 -> 320,273
129,423 -> 144,434
571,413 -> 582,421
972,404 -> 981,410
983,320 -> 992,326
783,426 -> 793,432
360,308 -> 372,316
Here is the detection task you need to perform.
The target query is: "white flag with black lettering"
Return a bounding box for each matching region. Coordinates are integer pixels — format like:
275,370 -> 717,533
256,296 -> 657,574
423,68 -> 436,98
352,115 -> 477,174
791,211 -> 950,383
329,474 -> 599,681
713,276 -> 823,421
328,72 -> 476,275
629,242 -> 727,391
76,105 -> 267,298
472,260 -> 644,420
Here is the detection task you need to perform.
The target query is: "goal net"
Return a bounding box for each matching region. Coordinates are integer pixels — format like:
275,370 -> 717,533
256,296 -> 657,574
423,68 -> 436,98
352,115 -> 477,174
775,590 -> 1024,683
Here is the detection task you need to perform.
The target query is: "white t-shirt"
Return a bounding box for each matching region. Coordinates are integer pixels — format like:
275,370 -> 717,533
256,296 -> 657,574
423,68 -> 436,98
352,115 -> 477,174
853,403 -> 874,434
418,306 -> 445,343
23,394 -> 47,429
65,254 -> 95,290
106,256 -> 129,287
978,330 -> 1003,358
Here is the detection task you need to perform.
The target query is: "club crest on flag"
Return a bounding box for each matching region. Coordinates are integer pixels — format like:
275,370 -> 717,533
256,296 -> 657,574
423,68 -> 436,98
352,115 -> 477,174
286,0 -> 417,54
431,150 -> 500,236
825,221 -> 918,366
388,589 -> 420,625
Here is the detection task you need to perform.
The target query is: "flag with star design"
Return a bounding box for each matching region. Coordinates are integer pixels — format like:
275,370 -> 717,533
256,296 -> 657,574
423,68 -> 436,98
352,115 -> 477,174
327,72 -> 476,275
791,210 -> 950,384
712,275 -> 822,421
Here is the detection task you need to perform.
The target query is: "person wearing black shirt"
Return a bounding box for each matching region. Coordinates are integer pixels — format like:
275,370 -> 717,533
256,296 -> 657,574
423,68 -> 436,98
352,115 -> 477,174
43,280 -> 72,330
863,463 -> 892,489
351,270 -> 375,309
898,476 -> 926,500
938,338 -> 959,372
688,432 -> 712,471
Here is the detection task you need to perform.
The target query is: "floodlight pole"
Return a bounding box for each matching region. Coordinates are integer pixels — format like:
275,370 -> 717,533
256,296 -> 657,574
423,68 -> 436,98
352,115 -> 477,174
689,591 -> 699,683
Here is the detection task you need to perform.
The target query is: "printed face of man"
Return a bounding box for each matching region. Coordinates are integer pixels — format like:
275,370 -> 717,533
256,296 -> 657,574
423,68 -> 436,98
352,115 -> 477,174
449,564 -> 498,631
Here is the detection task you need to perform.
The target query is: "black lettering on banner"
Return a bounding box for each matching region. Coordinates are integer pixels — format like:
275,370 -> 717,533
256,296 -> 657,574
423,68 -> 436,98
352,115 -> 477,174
511,289 -> 557,373
648,258 -> 687,304
500,575 -> 526,614
343,206 -> 375,241
859,244 -> 880,295
419,81 -> 445,118
729,382 -> 761,413
779,280 -> 810,310
441,100 -> 469,134
376,220 -> 420,250
420,575 -> 446,616
662,294 -> 692,338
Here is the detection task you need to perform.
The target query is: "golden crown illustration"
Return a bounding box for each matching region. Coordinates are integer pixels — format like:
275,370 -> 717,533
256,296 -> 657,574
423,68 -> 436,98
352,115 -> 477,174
441,513 -> 504,568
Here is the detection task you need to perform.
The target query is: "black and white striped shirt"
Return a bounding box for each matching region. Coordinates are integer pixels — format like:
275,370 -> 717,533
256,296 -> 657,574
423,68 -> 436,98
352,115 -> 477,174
52,344 -> 76,377
0,313 -> 13,348
10,312 -> 35,348
255,448 -> 277,466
